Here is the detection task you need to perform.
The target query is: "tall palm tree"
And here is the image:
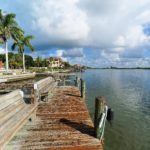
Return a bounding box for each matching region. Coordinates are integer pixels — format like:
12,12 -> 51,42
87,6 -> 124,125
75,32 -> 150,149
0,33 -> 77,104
0,9 -> 23,72
12,35 -> 34,72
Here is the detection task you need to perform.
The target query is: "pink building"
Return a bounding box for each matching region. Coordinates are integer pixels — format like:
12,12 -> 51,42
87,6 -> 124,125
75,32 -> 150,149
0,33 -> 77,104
0,60 -> 4,70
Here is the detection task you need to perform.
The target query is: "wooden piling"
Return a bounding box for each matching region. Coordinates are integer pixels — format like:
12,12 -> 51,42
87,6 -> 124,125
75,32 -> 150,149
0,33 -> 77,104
63,78 -> 66,86
94,96 -> 106,138
80,79 -> 86,99
75,76 -> 79,87
74,76 -> 77,87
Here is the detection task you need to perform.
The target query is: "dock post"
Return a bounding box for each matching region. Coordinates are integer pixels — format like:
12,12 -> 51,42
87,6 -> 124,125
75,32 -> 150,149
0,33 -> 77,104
63,76 -> 66,86
75,76 -> 77,87
75,76 -> 80,87
80,79 -> 86,99
63,79 -> 65,86
94,96 -> 106,138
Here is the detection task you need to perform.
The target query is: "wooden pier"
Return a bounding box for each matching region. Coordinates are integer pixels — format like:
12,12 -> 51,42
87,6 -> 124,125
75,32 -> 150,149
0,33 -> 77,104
4,86 -> 103,150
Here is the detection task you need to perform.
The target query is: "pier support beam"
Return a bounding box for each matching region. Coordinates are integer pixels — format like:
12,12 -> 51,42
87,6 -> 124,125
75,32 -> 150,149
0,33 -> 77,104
94,96 -> 106,138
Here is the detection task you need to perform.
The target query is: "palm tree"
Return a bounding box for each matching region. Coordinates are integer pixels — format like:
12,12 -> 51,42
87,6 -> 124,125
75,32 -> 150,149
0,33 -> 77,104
12,35 -> 34,72
0,9 -> 23,72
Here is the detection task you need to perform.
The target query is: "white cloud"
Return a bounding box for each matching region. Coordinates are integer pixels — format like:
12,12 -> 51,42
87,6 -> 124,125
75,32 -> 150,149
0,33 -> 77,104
56,50 -> 64,57
135,10 -> 150,24
3,0 -> 150,49
31,0 -> 89,46
55,50 -> 67,61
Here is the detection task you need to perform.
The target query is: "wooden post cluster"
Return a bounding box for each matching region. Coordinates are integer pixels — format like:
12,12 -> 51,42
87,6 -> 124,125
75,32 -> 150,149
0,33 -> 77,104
94,96 -> 106,138
80,79 -> 86,99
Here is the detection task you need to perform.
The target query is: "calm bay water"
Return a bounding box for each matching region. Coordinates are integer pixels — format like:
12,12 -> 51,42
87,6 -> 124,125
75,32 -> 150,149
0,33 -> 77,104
81,69 -> 150,150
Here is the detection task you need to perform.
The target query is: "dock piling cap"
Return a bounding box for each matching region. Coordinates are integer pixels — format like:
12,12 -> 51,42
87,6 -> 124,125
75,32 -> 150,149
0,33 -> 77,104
19,90 -> 24,97
96,96 -> 106,104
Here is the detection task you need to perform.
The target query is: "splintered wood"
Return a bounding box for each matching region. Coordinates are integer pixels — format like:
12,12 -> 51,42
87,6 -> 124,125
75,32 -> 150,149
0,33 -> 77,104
4,86 -> 103,150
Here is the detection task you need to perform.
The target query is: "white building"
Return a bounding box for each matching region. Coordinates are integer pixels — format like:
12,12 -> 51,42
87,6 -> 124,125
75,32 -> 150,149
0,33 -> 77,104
47,57 -> 64,68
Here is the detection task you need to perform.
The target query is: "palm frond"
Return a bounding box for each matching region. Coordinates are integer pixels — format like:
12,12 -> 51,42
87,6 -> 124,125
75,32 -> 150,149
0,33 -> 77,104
21,35 -> 34,52
11,42 -> 17,50
27,43 -> 34,51
0,9 -> 3,21
3,13 -> 17,27
11,26 -> 24,34
10,26 -> 24,41
24,35 -> 34,44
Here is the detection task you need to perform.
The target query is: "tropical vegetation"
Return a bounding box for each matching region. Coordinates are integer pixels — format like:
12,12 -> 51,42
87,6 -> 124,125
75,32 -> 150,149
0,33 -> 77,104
0,53 -> 71,69
0,9 -> 24,72
12,35 -> 34,72
0,52 -> 34,69
0,9 -> 34,73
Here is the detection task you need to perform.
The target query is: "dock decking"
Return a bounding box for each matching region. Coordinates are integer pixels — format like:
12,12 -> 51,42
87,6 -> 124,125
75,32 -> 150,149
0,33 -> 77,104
4,86 -> 103,150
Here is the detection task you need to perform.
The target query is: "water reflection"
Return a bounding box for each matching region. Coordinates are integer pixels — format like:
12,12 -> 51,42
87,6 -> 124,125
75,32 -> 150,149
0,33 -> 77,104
82,69 -> 150,150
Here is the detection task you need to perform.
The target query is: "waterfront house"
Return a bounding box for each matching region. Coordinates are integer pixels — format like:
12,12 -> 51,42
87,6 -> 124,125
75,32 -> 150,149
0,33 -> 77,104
47,57 -> 64,68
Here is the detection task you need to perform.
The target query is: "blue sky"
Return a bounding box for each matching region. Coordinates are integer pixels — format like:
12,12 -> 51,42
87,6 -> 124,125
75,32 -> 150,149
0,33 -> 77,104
1,0 -> 150,67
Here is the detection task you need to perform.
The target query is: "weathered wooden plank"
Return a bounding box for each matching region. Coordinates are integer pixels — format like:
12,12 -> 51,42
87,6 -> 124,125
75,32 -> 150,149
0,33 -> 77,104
0,74 -> 35,83
0,104 -> 37,149
0,105 -> 35,135
0,100 -> 23,117
0,89 -> 38,150
0,101 -> 24,125
0,90 -> 23,103
0,96 -> 24,111
39,81 -> 57,93
33,77 -> 57,103
35,77 -> 55,91
0,90 -> 23,111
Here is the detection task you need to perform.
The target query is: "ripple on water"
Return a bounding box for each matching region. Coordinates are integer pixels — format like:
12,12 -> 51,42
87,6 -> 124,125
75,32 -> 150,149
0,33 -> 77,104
82,69 -> 150,150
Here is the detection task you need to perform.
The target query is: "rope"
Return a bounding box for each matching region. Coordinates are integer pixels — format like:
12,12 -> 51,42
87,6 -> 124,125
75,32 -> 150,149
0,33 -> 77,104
98,105 -> 108,140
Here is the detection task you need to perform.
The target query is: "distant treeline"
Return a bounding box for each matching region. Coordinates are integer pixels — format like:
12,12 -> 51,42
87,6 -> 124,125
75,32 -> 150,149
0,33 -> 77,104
0,52 -> 49,69
89,67 -> 150,69
0,52 -> 73,69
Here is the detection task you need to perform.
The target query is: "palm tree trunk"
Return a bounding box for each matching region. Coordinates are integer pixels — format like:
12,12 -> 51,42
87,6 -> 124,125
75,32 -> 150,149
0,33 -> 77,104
5,41 -> 9,72
23,52 -> 26,73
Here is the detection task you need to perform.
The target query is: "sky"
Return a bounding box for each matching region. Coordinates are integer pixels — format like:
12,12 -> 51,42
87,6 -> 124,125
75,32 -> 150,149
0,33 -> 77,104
0,0 -> 150,67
